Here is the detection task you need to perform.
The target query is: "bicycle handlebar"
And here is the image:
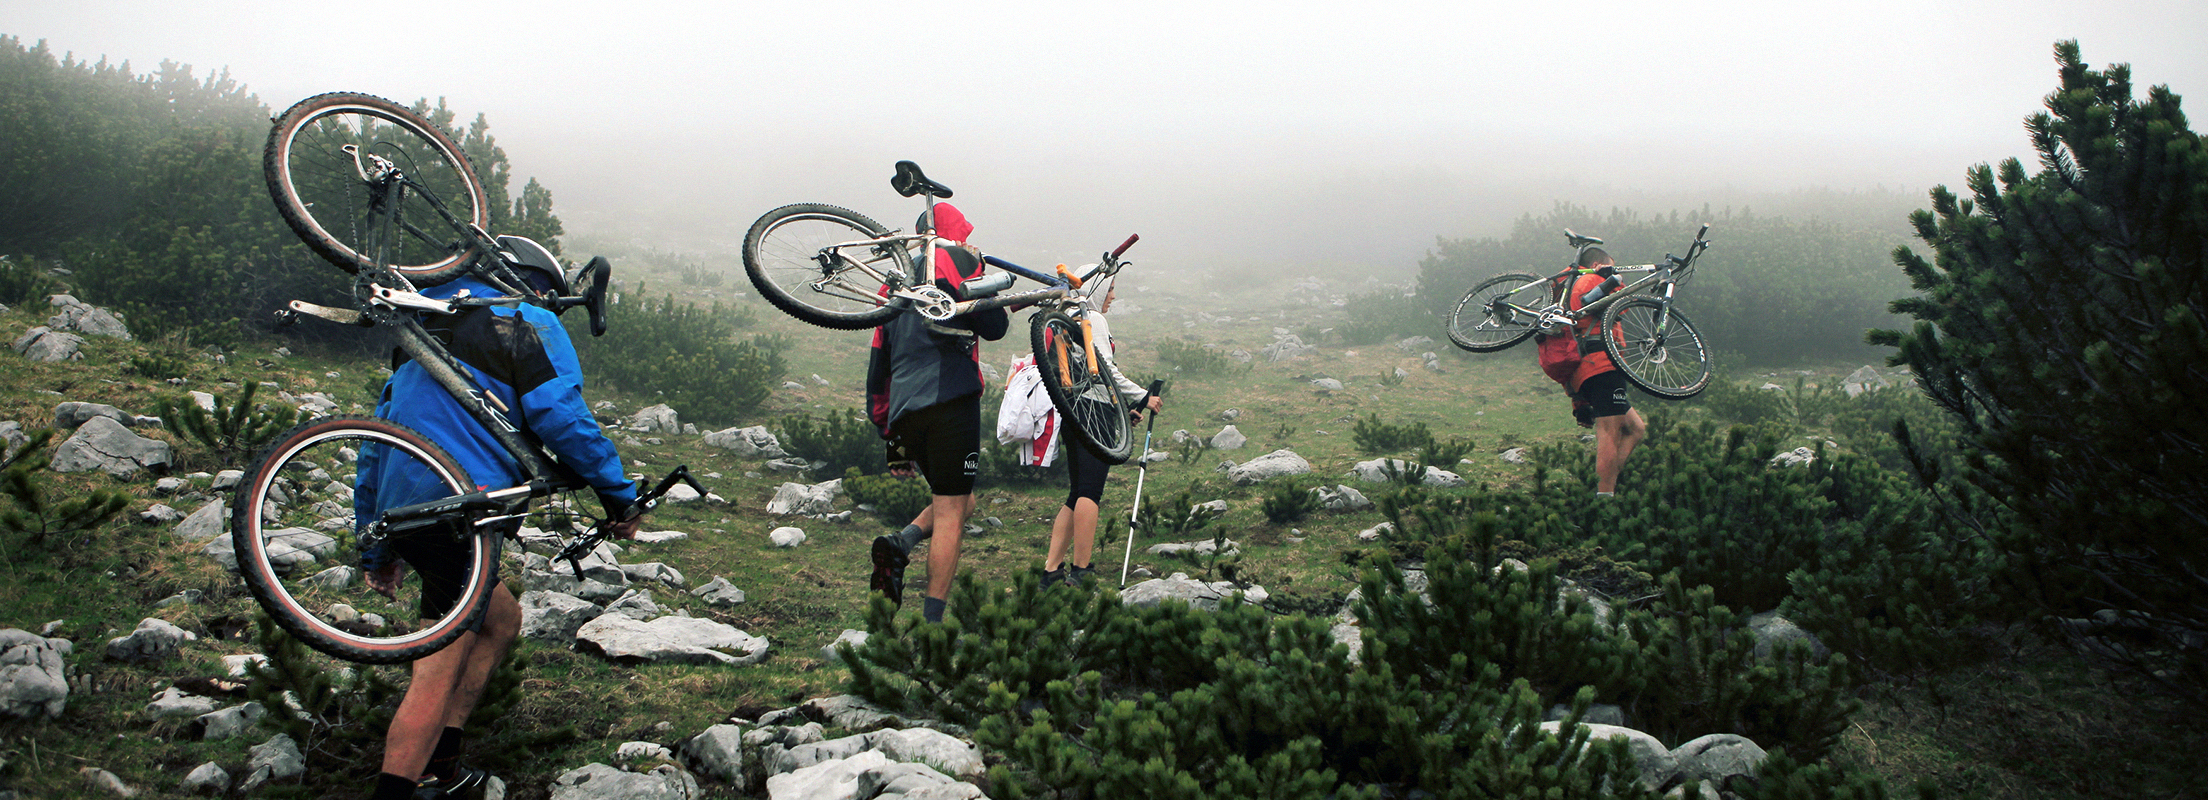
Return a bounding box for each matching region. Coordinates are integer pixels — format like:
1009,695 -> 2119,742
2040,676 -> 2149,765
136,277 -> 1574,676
1111,234 -> 1140,259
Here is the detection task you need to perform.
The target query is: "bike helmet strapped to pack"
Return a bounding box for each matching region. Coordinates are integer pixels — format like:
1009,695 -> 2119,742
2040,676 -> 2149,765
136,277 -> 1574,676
495,235 -> 569,299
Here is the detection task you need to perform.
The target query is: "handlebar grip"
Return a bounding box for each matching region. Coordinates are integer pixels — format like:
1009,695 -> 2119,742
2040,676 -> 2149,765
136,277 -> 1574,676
1146,379 -> 1166,398
1111,234 -> 1140,259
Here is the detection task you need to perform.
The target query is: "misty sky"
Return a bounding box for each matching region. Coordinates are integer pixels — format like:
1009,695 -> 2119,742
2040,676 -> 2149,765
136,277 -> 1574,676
8,0 -> 2204,275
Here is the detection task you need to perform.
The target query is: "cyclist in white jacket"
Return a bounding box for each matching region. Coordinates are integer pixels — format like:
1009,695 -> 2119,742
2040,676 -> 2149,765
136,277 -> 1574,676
1043,270 -> 1160,587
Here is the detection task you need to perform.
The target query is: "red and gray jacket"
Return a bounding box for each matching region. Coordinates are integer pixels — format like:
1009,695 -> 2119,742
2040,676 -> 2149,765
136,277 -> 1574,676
864,202 -> 1009,436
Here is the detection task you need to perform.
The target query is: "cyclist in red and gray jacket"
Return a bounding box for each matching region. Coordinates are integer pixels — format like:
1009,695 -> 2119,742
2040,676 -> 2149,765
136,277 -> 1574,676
1534,246 -> 1646,497
864,202 -> 1009,623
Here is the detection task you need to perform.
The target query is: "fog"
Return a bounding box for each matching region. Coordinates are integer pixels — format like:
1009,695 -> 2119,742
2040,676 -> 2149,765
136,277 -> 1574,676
9,0 -> 2204,273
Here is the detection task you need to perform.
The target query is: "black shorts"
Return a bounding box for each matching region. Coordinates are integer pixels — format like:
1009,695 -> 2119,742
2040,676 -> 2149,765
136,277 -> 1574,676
1064,438 -> 1110,508
889,395 -> 981,496
389,518 -> 505,625
1574,370 -> 1633,419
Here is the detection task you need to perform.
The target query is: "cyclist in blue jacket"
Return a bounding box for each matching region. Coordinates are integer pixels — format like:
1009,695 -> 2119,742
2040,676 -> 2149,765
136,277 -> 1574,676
358,253 -> 640,800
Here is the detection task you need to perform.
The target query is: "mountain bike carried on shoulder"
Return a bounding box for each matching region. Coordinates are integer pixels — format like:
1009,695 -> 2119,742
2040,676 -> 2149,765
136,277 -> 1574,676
1445,226 -> 1716,398
240,92 -> 700,664
741,161 -> 1142,464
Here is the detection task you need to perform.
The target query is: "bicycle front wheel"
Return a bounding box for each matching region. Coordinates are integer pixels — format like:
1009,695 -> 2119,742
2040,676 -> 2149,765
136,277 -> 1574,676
1600,297 -> 1713,399
231,416 -> 495,664
743,203 -> 909,329
265,92 -> 488,285
1446,273 -> 1547,352
1031,310 -> 1134,464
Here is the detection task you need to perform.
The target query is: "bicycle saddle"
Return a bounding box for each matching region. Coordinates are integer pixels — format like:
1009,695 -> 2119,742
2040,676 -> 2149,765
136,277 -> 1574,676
1564,228 -> 1603,248
892,160 -> 954,199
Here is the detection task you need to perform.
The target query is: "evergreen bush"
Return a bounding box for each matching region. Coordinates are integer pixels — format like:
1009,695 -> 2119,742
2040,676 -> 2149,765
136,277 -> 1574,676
1157,338 -> 1251,377
780,409 -> 885,478
1350,413 -> 1434,455
0,429 -> 128,550
843,468 -> 933,523
159,382 -> 300,469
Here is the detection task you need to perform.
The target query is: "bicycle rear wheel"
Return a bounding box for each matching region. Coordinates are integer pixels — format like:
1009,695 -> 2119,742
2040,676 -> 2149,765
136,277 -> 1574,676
1600,297 -> 1713,398
743,203 -> 909,329
265,92 -> 487,285
231,416 -> 495,664
1031,310 -> 1134,464
1447,272 -> 1548,352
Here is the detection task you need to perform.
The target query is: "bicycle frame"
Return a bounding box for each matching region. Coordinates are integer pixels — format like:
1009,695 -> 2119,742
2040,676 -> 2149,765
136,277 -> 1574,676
1493,225 -> 1711,338
285,156 -> 701,572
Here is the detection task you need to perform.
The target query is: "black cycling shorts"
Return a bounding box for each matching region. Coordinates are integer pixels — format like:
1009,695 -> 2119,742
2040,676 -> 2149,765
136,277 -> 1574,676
1575,370 -> 1634,419
1064,438 -> 1110,508
890,394 -> 981,496
389,518 -> 505,626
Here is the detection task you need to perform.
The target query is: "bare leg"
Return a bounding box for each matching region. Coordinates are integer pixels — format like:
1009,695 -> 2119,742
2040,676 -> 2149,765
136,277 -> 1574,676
1067,498 -> 1100,568
439,587 -> 520,728
1045,505 -> 1074,571
923,494 -> 973,600
1593,408 -> 1647,493
384,633 -> 476,780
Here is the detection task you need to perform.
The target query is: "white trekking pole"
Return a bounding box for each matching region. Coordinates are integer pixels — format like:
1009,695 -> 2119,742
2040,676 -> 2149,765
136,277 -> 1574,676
1122,380 -> 1165,587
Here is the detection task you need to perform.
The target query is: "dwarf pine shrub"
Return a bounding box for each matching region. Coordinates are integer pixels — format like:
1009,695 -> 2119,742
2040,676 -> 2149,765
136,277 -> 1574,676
159,382 -> 299,469
1350,413 -> 1433,455
779,409 -> 883,477
842,467 -> 932,523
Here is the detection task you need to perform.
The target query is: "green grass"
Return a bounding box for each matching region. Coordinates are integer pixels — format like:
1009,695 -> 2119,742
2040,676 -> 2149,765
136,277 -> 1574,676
0,276 -> 2200,799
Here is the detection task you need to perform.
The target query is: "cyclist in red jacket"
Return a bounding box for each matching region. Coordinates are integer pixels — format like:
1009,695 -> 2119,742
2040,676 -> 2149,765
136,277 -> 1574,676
1534,246 -> 1646,496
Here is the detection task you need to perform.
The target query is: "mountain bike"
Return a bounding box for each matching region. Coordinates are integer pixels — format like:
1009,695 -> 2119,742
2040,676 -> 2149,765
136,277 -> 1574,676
240,92 -> 699,664
1445,226 -> 1716,398
741,160 -> 1141,464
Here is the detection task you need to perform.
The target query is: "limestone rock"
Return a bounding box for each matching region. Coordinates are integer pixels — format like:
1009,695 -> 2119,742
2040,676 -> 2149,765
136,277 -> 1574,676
51,416 -> 172,478
681,723 -> 746,785
1227,449 -> 1310,485
181,762 -> 230,795
0,628 -> 70,719
691,576 -> 747,607
767,480 -> 842,516
13,326 -> 85,362
1122,573 -> 1268,611
46,295 -> 131,340
627,404 -> 681,433
106,618 -> 195,664
548,762 -> 699,800
820,629 -> 868,665
575,615 -> 770,666
1672,733 -> 1768,787
769,527 -> 807,548
1209,425 -> 1247,450
520,591 -> 604,644
702,425 -> 789,459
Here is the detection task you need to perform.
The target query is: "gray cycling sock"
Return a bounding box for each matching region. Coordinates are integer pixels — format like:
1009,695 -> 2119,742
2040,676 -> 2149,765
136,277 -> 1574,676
923,596 -> 947,623
895,523 -> 927,551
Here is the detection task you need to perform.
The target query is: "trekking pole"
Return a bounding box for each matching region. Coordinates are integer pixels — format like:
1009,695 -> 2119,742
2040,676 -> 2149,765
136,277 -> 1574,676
1122,380 -> 1166,587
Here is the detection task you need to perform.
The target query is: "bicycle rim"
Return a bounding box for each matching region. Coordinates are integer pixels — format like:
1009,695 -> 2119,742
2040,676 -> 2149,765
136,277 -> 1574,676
1031,310 -> 1133,464
1447,273 -> 1546,352
265,93 -> 487,284
743,204 -> 906,329
231,417 -> 493,664
1601,297 -> 1713,398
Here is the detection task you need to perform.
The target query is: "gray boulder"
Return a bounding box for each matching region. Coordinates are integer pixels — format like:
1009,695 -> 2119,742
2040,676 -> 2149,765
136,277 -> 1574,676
703,425 -> 789,459
106,618 -> 195,664
51,416 -> 172,478
519,590 -> 604,644
146,686 -> 220,719
769,527 -> 807,548
1146,538 -> 1240,559
1841,365 -> 1892,398
1122,573 -> 1268,611
1312,484 -> 1372,511
1,420 -> 27,460
174,499 -> 227,540
79,767 -> 135,797
1747,611 -> 1830,660
620,562 -> 687,588
549,763 -> 699,800
767,479 -> 843,516
605,589 -> 663,622
237,733 -> 305,793
12,326 -> 86,362
575,615 -> 770,666
820,629 -> 869,665
1209,425 -> 1248,450
1311,378 -> 1345,392
628,403 -> 681,433
194,702 -> 266,741
46,295 -> 132,340
1538,720 -> 1677,792
0,628 -> 71,719
1672,733 -> 1769,787
181,762 -> 230,795
681,723 -> 746,784
53,401 -> 138,430
691,576 -> 747,607
1227,449 -> 1310,485
1769,446 -> 1817,468
1349,457 -> 1423,483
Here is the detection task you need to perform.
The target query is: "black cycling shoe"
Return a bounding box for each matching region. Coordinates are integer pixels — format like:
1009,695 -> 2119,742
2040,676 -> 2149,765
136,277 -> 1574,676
436,764 -> 491,800
870,535 -> 909,606
1068,564 -> 1098,587
1040,566 -> 1067,589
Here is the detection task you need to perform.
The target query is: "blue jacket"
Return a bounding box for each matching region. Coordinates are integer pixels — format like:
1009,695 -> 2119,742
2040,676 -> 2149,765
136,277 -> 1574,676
356,276 -> 636,544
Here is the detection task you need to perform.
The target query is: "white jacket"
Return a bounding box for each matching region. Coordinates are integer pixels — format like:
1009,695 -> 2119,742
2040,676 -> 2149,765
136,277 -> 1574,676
996,353 -> 1060,466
